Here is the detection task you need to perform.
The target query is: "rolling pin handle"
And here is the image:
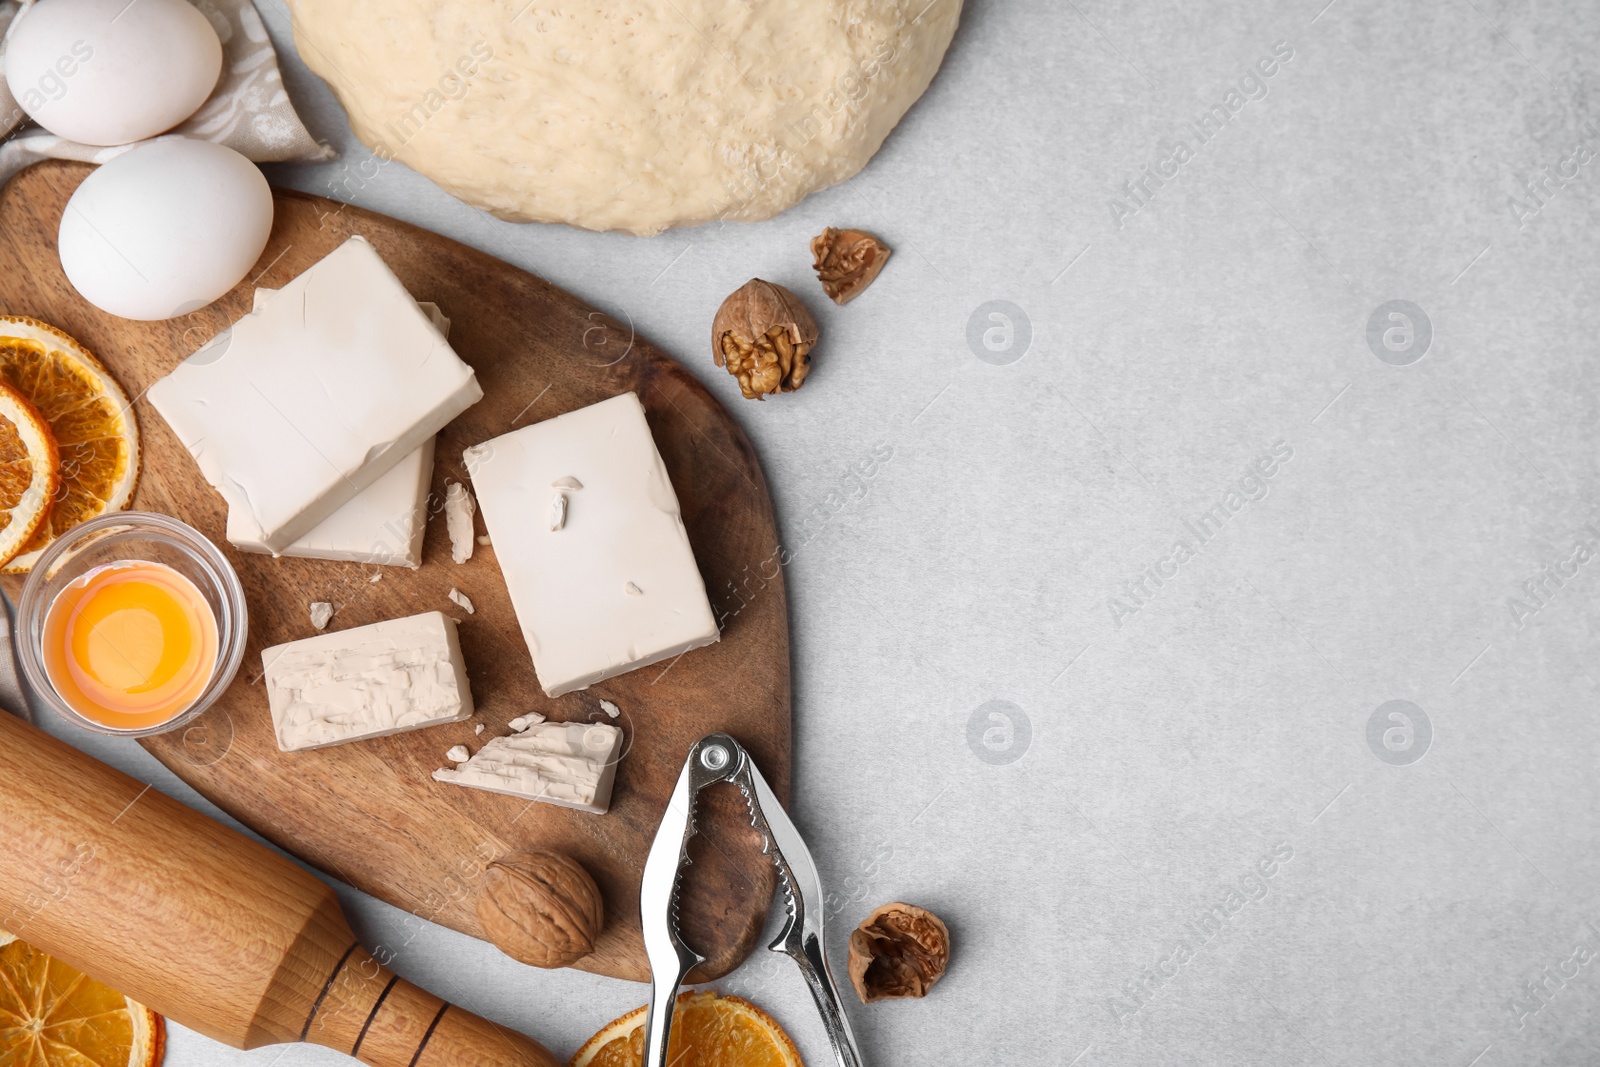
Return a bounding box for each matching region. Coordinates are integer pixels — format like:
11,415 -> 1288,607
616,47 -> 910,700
301,945 -> 559,1067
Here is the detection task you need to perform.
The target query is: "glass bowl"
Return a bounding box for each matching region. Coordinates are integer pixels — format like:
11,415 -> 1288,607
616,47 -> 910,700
16,511 -> 248,737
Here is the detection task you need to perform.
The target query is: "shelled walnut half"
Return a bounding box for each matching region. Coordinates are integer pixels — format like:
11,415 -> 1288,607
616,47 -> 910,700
810,227 -> 891,304
712,279 -> 817,400
477,849 -> 604,969
847,901 -> 950,1003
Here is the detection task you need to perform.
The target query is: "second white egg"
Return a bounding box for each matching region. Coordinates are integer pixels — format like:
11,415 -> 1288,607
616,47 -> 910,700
58,138 -> 274,321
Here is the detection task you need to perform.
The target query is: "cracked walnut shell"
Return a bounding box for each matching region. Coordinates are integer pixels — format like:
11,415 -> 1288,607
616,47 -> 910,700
810,228 -> 891,304
477,849 -> 604,969
712,279 -> 817,400
848,902 -> 950,1003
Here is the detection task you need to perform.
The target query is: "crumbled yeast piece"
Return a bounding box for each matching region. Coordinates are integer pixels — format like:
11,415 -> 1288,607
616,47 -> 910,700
309,601 -> 334,630
449,587 -> 475,614
446,745 -> 471,763
432,723 -> 622,814
445,481 -> 476,563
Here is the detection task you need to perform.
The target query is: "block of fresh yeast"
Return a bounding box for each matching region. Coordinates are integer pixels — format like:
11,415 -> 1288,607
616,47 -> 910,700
228,435 -> 435,567
464,392 -> 719,697
148,236 -> 480,553
221,287 -> 448,567
263,611 -> 474,752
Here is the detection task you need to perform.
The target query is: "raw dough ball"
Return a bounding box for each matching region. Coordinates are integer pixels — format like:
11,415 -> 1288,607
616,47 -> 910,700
287,0 -> 962,235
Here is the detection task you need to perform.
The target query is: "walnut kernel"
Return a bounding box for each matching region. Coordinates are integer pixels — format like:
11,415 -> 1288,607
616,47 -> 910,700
476,849 -> 603,969
810,227 -> 891,305
847,901 -> 950,1003
712,279 -> 818,400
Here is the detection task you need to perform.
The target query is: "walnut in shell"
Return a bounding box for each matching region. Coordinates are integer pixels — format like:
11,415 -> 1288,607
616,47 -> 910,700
712,279 -> 818,400
848,901 -> 950,1003
476,849 -> 603,969
810,228 -> 891,304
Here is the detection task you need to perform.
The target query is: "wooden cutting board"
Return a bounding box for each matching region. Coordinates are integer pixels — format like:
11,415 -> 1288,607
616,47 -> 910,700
0,161 -> 789,983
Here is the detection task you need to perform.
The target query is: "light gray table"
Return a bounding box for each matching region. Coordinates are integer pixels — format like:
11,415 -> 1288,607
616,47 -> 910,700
30,0 -> 1600,1064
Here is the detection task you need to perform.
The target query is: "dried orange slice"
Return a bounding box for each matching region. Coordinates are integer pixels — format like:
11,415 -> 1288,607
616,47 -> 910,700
0,930 -> 166,1066
0,379 -> 59,569
0,316 -> 139,573
569,989 -> 801,1067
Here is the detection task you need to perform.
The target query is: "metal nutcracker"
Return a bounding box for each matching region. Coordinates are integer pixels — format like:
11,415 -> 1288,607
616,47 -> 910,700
639,732 -> 864,1067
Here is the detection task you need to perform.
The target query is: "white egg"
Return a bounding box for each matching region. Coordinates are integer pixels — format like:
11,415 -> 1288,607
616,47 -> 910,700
59,139 -> 273,321
7,0 -> 223,146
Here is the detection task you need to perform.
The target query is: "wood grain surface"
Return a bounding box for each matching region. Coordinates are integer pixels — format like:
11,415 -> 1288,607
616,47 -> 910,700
0,161 -> 790,984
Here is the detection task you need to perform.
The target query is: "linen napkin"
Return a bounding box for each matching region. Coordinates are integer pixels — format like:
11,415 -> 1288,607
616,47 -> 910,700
0,0 -> 333,183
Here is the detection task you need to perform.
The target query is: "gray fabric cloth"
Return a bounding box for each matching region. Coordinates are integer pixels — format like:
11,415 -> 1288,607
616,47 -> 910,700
0,6 -> 17,139
0,0 -> 332,182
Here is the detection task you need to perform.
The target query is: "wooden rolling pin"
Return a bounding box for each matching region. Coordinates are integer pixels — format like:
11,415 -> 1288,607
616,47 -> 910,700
0,712 -> 559,1066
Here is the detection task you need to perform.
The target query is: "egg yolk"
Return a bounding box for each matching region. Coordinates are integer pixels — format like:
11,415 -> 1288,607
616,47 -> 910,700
42,561 -> 218,731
